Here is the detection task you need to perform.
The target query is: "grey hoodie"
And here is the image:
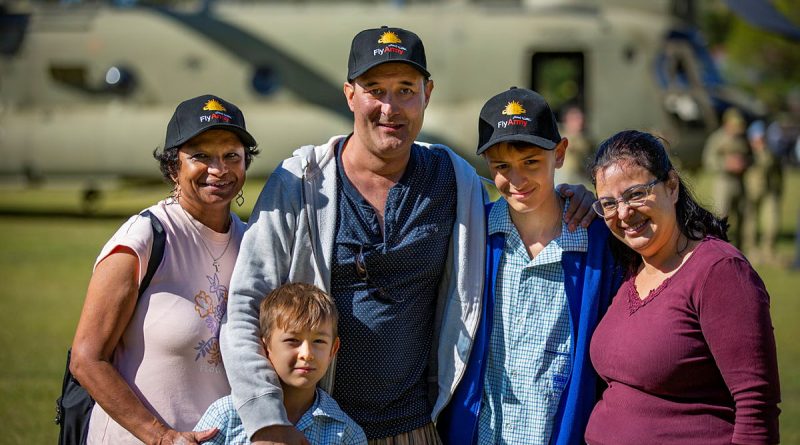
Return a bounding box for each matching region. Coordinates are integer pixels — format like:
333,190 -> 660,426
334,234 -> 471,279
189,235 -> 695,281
221,135 -> 487,438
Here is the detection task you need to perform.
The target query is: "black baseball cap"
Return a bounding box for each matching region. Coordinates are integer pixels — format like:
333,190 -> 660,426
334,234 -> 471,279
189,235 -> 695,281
347,26 -> 430,81
164,94 -> 257,150
476,87 -> 562,155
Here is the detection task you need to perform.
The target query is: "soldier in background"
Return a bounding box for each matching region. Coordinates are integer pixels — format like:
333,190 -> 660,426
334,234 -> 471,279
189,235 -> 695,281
702,107 -> 751,247
743,120 -> 782,264
767,89 -> 800,269
556,104 -> 594,187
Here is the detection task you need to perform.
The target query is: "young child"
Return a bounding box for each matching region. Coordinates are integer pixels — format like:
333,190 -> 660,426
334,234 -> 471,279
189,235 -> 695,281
195,283 -> 367,444
438,87 -> 622,445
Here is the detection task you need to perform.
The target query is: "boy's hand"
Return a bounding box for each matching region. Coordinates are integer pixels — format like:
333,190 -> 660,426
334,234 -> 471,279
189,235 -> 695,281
557,183 -> 596,232
252,425 -> 310,445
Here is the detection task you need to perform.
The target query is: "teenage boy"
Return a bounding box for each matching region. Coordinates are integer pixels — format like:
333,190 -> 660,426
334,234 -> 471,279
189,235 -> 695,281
195,283 -> 366,445
438,87 -> 622,445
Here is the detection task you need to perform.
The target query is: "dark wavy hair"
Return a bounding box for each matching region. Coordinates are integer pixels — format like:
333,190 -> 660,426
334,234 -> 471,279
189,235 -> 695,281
590,130 -> 728,271
152,135 -> 259,184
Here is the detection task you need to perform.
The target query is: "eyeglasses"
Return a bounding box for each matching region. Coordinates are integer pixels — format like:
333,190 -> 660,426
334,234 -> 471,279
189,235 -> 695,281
592,179 -> 660,218
355,245 -> 391,302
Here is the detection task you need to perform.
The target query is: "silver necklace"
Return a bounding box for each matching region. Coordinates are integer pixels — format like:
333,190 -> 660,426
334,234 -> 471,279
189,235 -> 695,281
180,205 -> 232,273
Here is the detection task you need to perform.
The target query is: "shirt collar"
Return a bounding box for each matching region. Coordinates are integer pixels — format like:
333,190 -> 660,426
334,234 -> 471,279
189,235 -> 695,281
335,138 -> 420,192
335,137 -> 363,205
488,197 -> 588,254
559,198 -> 588,253
488,198 -> 514,236
296,388 -> 351,431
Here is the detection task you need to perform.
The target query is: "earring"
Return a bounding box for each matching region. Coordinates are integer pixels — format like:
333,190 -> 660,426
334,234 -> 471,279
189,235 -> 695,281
236,190 -> 244,207
171,185 -> 181,203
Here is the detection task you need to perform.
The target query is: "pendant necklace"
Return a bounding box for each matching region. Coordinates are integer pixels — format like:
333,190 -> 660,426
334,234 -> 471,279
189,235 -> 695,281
180,205 -> 232,273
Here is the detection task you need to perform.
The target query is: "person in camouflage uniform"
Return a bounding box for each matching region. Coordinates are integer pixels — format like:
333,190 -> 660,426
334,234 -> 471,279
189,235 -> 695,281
557,105 -> 594,187
743,120 -> 783,264
702,108 -> 751,247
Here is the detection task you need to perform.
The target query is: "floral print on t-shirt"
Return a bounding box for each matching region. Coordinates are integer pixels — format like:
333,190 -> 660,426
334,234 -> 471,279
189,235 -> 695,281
193,272 -> 228,366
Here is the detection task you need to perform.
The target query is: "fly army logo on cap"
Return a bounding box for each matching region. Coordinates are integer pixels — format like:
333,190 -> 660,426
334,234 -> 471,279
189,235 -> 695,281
203,98 -> 226,112
201,98 -> 233,124
378,31 -> 402,44
375,31 -> 406,56
476,87 -> 561,155
164,94 -> 257,150
502,100 -> 526,115
347,26 -> 430,81
498,100 -> 532,129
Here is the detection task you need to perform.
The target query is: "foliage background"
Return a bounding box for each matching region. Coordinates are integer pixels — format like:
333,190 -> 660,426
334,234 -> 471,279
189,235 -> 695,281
701,0 -> 800,112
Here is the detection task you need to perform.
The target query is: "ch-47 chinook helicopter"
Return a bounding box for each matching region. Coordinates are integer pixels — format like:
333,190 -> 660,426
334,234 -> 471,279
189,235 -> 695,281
0,0 -> 788,205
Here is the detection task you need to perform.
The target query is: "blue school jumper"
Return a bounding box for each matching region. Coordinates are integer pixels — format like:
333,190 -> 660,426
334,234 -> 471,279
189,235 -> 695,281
437,202 -> 622,445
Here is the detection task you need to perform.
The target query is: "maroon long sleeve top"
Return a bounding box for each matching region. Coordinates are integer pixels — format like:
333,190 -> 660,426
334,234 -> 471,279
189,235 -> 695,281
585,237 -> 780,445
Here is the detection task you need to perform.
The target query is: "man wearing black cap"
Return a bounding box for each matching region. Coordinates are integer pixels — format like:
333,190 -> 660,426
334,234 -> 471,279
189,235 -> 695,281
222,28 -> 594,445
438,88 -> 621,445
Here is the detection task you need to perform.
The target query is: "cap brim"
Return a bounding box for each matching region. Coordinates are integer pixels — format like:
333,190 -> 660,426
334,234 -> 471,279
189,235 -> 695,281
476,134 -> 557,155
168,124 -> 258,149
349,60 -> 430,81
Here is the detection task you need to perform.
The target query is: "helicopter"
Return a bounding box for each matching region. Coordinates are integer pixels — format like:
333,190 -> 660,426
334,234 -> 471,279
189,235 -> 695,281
0,0 -> 778,205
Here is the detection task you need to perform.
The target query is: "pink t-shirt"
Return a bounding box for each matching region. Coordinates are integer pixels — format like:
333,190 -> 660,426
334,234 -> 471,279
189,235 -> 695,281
86,200 -> 245,444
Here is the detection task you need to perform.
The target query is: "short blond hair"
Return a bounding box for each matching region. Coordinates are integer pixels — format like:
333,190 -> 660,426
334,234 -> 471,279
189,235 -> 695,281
258,283 -> 339,342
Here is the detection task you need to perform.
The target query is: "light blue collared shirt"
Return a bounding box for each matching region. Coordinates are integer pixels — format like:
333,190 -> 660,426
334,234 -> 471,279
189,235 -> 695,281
477,198 -> 587,445
194,389 -> 367,445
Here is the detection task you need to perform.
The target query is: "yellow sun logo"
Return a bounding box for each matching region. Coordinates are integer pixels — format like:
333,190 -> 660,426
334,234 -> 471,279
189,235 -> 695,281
378,31 -> 402,44
203,99 -> 226,112
502,101 -> 526,115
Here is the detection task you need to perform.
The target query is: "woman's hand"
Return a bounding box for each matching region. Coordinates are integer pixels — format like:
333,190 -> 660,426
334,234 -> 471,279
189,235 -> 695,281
557,183 -> 597,231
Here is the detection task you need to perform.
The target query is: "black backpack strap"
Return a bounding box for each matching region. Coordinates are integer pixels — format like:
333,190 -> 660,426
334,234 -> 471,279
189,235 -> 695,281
138,210 -> 166,296
56,210 -> 168,444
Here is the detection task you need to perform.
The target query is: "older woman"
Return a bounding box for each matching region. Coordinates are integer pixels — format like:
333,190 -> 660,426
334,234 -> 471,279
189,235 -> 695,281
584,130 -> 780,445
70,95 -> 259,444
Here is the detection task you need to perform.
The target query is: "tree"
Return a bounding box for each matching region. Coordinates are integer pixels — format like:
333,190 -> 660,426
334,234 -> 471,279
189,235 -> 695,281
702,0 -> 800,112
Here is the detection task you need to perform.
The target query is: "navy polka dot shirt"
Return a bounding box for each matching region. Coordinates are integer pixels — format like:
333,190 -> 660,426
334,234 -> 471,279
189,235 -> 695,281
330,141 -> 456,439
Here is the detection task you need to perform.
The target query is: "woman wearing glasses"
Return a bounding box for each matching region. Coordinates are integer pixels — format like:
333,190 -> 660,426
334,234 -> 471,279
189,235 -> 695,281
584,130 -> 780,445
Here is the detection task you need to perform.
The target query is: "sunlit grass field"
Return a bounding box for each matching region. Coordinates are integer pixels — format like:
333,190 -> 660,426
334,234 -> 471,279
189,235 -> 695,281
1,172 -> 798,444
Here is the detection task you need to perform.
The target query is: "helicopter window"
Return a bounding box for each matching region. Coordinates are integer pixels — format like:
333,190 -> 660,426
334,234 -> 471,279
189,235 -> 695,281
530,52 -> 586,115
656,38 -> 715,130
103,66 -> 136,96
50,65 -> 89,90
49,64 -> 137,96
252,66 -> 280,96
0,12 -> 29,56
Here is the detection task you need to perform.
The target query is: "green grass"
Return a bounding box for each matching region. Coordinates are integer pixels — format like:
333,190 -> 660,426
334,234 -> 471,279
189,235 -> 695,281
0,173 -> 798,444
0,216 -> 117,444
761,265 -> 800,444
0,178 -> 266,444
